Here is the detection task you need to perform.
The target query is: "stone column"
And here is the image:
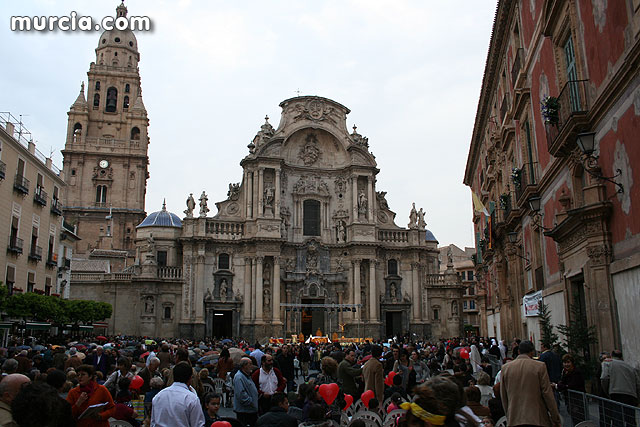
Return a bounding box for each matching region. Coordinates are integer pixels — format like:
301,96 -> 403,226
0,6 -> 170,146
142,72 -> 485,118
412,262 -> 421,321
369,260 -> 377,321
275,169 -> 281,219
253,171 -> 259,218
352,176 -> 358,222
244,170 -> 250,218
256,256 -> 264,321
353,260 -> 361,320
243,258 -> 252,321
247,172 -> 253,218
258,169 -> 264,217
251,259 -> 257,319
337,290 -> 344,325
273,257 -> 281,323
367,175 -> 374,222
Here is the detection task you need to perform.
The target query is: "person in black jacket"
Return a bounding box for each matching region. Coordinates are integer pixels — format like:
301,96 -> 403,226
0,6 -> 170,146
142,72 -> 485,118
256,392 -> 298,427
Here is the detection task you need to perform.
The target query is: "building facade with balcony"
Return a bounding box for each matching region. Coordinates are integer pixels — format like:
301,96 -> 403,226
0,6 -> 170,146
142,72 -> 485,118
464,0 -> 640,364
0,113 -> 66,297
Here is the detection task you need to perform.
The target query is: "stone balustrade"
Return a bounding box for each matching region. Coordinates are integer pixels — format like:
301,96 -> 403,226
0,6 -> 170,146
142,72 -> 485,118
158,266 -> 182,279
206,220 -> 244,238
378,229 -> 409,243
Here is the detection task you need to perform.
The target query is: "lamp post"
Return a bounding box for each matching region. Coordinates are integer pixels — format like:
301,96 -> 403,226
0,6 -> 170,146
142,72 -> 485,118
576,131 -> 624,193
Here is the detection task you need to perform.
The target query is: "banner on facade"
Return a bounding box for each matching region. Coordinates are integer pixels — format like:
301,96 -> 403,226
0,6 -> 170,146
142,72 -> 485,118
523,290 -> 543,317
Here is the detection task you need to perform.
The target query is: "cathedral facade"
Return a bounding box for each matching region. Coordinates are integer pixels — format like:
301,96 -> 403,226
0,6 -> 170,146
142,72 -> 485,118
67,4 -> 464,341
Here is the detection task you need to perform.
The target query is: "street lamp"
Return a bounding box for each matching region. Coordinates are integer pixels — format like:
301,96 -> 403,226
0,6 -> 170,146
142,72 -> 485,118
527,196 -> 553,231
528,196 -> 542,212
575,132 -> 624,194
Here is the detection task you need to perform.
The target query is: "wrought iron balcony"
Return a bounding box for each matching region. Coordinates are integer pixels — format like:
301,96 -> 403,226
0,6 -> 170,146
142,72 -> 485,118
13,174 -> 29,195
0,160 -> 5,180
513,162 -> 537,208
51,198 -> 63,216
28,245 -> 43,261
7,237 -> 23,255
46,253 -> 57,268
34,186 -> 48,206
545,79 -> 591,156
58,258 -> 71,270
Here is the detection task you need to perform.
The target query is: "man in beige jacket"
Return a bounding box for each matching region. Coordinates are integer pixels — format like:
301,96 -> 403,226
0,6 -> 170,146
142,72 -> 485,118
500,340 -> 561,427
362,345 -> 384,402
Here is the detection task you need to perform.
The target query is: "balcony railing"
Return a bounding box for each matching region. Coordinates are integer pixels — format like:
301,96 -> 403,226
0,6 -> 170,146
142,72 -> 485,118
58,258 -> 71,270
51,198 -> 63,216
28,245 -> 43,261
513,162 -> 536,207
499,193 -> 512,222
46,253 -> 57,268
34,186 -> 47,206
511,48 -> 524,87
378,229 -> 409,243
13,174 -> 29,194
0,160 -> 5,180
205,220 -> 244,238
545,79 -> 591,154
158,266 -> 182,279
94,202 -> 108,208
7,237 -> 23,255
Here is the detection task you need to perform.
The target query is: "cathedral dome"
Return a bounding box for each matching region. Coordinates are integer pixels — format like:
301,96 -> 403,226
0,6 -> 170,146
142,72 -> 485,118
425,229 -> 438,242
137,201 -> 182,229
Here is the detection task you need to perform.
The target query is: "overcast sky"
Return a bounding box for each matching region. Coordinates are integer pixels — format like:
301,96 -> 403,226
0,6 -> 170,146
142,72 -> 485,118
1,0 -> 497,250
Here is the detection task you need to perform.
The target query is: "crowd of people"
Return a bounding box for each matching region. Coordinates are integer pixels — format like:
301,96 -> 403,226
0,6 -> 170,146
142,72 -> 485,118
0,334 -> 637,427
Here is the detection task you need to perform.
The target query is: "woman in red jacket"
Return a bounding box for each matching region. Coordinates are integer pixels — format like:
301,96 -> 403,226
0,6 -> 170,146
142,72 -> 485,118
66,364 -> 116,426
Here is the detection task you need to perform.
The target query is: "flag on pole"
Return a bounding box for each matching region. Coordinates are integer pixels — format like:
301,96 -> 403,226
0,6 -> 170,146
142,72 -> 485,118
472,191 -> 489,215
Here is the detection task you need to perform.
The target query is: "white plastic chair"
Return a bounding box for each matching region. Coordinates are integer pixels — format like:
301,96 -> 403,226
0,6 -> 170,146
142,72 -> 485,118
495,416 -> 507,427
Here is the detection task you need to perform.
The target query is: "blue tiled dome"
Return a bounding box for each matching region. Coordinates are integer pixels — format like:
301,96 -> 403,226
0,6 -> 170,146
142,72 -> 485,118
425,229 -> 438,242
137,201 -> 182,228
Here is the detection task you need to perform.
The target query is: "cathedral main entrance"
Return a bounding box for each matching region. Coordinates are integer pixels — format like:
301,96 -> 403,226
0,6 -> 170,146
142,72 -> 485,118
212,310 -> 233,338
386,311 -> 403,337
301,299 -> 325,336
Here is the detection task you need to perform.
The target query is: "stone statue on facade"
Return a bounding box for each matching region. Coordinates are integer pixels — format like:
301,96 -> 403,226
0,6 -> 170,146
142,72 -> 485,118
184,193 -> 196,217
447,247 -> 454,268
146,234 -> 155,254
336,220 -> 346,243
204,288 -> 212,301
376,191 -> 389,210
418,208 -> 426,230
227,183 -> 241,201
263,288 -> 271,309
144,296 -> 154,314
199,191 -> 209,217
408,203 -> 418,229
220,279 -> 228,301
390,283 -> 397,301
280,217 -> 288,239
263,186 -> 274,209
358,190 -> 368,215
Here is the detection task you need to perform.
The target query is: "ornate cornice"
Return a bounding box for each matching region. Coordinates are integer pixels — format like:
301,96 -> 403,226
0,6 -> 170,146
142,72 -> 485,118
544,201 -> 612,254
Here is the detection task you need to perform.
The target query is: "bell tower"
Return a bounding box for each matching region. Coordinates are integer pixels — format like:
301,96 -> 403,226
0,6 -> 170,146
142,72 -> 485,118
62,2 -> 149,259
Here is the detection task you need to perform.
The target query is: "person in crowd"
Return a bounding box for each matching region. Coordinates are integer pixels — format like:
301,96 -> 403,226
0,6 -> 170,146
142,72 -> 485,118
104,356 -> 133,398
601,349 -> 640,427
474,371 -> 493,407
363,345 -> 384,402
412,350 -> 429,384
15,350 -> 32,374
338,349 -> 362,397
256,392 -> 298,427
385,373 -> 408,401
464,386 -> 491,418
487,382 -> 505,425
368,397 -> 380,414
156,343 -> 171,372
234,357 -> 259,427
52,347 -> 67,371
46,369 -> 69,398
217,348 -> 234,380
251,354 -> 286,415
203,392 -> 222,425
500,340 -> 561,427
139,356 -> 161,395
469,345 -> 482,375
112,376 -> 140,427
90,346 -> 109,377
66,364 -> 115,427
393,348 -> 413,392
298,345 -> 311,382
276,346 -> 296,393
0,373 -> 31,426
386,392 -> 404,413
305,403 -> 332,427
538,342 -> 562,387
65,349 -> 84,371
316,356 -> 339,385
250,344 -> 265,369
151,361 -> 204,427
2,359 -> 18,377
398,383 -> 447,427
554,353 -> 585,425
11,381 -> 75,427
426,375 -> 482,426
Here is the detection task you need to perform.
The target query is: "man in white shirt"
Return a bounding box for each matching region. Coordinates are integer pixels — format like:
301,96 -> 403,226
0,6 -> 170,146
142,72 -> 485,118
151,361 -> 205,427
251,355 -> 285,415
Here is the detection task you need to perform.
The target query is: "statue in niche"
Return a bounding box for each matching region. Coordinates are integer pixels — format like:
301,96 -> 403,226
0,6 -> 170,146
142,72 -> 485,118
335,257 -> 345,272
390,283 -> 397,301
306,252 -> 318,273
280,217 -> 289,239
452,300 -> 458,316
418,208 -> 426,230
199,191 -> 209,217
358,190 -> 368,214
144,296 -> 154,314
204,288 -> 212,301
184,193 -> 196,217
408,203 -> 418,229
220,279 -> 228,300
336,220 -> 346,243
263,288 -> 271,309
263,186 -> 274,209
286,258 -> 295,272
146,234 -> 155,254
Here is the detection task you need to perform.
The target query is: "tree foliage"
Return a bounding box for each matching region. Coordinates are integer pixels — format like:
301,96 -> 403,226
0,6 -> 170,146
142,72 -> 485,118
557,293 -> 598,377
539,301 -> 560,349
0,282 -> 112,324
